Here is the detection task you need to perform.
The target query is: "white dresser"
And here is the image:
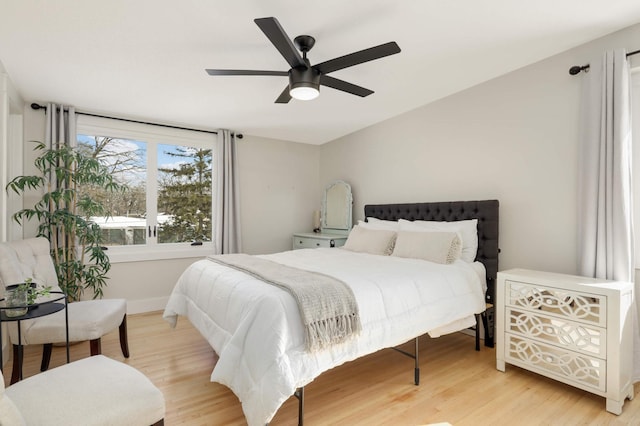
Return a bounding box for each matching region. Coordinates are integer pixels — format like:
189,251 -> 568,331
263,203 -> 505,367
292,232 -> 347,250
496,268 -> 634,415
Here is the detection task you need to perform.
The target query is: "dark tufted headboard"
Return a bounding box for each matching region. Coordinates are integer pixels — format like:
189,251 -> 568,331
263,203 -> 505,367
363,200 -> 499,305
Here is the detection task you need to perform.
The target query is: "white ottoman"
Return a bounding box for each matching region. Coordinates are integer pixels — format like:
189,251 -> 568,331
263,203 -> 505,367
1,355 -> 165,426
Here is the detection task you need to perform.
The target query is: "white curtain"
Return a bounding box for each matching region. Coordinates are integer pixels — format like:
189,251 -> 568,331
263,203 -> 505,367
45,103 -> 76,149
577,49 -> 637,377
214,129 -> 242,254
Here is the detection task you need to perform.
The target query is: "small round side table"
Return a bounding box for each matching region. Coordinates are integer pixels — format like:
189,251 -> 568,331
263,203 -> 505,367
0,290 -> 69,381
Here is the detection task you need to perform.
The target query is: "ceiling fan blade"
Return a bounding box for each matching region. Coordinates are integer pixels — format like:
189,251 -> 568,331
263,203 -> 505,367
320,75 -> 373,97
206,69 -> 288,76
254,17 -> 305,69
275,86 -> 292,103
314,41 -> 401,75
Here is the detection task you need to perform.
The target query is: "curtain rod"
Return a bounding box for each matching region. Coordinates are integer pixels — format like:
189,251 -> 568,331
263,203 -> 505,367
30,103 -> 243,138
568,48 -> 640,75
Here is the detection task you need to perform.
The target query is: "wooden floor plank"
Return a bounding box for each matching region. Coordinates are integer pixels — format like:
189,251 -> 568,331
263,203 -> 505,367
3,311 -> 639,425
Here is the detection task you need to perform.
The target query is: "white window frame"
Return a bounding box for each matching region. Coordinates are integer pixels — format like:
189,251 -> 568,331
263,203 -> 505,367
77,115 -> 216,263
632,68 -> 640,268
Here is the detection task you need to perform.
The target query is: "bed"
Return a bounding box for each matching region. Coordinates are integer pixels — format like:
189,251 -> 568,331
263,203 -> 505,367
163,199 -> 499,426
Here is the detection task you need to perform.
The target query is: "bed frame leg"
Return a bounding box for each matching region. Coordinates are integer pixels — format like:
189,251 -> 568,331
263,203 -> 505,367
414,337 -> 420,386
475,313 -> 481,351
294,387 -> 304,426
391,337 -> 420,385
265,387 -> 304,426
482,305 -> 495,348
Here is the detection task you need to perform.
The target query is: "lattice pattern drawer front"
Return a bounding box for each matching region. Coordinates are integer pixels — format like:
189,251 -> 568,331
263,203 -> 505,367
506,308 -> 606,358
505,335 -> 605,392
506,280 -> 606,327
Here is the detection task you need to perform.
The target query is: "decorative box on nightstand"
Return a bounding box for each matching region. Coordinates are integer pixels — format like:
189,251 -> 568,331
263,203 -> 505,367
496,268 -> 634,415
292,232 -> 347,250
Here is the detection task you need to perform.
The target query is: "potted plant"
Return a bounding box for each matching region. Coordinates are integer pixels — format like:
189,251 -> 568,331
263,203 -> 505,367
6,141 -> 127,301
4,278 -> 52,317
4,283 -> 28,317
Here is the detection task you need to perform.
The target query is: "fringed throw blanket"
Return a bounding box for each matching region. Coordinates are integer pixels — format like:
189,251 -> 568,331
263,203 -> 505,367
207,254 -> 361,351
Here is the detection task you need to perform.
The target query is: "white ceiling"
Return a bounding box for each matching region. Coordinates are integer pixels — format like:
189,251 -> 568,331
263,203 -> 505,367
1,1 -> 640,145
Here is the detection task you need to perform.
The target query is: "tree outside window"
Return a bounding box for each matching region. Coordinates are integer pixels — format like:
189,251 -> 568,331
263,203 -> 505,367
77,134 -> 213,246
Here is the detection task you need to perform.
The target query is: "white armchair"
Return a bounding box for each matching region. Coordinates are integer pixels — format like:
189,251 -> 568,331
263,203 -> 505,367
0,238 -> 129,384
1,355 -> 165,425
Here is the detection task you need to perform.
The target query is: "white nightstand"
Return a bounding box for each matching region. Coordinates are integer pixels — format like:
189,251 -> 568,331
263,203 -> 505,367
496,268 -> 634,415
292,232 -> 347,250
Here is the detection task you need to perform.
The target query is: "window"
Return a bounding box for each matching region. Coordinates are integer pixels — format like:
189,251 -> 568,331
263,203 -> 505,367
76,115 -> 216,262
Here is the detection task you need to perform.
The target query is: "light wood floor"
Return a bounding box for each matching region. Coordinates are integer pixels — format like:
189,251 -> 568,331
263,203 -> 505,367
4,311 -> 640,425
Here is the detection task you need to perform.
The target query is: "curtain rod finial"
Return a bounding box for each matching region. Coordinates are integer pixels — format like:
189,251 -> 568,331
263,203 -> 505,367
569,65 -> 589,75
30,103 -> 45,110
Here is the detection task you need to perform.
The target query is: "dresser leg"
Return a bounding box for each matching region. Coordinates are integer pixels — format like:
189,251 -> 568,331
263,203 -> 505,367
606,398 -> 623,415
496,359 -> 505,372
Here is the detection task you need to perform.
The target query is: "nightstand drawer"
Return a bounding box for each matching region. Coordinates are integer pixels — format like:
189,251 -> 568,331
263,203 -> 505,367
292,233 -> 347,250
293,236 -> 333,249
294,236 -> 329,249
505,307 -> 606,358
504,334 -> 606,392
505,279 -> 606,327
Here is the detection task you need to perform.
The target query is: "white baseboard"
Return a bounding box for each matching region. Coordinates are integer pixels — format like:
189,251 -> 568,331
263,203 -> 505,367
126,296 -> 169,315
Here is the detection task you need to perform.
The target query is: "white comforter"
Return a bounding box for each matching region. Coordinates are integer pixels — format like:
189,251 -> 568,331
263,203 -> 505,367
163,248 -> 486,426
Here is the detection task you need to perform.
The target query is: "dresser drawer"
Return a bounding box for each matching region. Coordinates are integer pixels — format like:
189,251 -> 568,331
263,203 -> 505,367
505,334 -> 606,392
292,233 -> 347,250
505,307 -> 606,358
505,280 -> 606,327
293,236 -> 332,249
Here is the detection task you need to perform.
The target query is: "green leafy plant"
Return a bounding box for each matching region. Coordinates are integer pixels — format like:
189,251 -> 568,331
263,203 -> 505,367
16,278 -> 52,305
6,141 -> 127,301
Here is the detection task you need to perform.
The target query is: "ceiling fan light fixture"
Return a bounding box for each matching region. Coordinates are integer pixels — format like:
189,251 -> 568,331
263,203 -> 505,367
289,66 -> 321,101
290,83 -> 320,100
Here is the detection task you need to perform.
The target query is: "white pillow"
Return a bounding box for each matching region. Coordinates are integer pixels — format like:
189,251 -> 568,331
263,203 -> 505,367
365,217 -> 399,229
392,231 -> 462,264
357,217 -> 399,231
342,225 -> 396,255
398,218 -> 478,262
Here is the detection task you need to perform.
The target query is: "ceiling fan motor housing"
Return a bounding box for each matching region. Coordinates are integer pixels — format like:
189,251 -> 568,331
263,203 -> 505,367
289,66 -> 321,92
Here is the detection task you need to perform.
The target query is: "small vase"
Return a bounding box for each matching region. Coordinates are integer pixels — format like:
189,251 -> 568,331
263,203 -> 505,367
4,284 -> 28,317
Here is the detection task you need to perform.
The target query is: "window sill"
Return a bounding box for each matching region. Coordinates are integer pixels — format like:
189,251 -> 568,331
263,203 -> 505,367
105,243 -> 214,263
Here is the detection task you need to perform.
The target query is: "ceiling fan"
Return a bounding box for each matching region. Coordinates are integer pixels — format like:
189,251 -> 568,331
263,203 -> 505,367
205,17 -> 401,103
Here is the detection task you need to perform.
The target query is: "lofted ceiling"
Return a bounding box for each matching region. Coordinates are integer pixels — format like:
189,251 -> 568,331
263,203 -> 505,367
1,1 -> 640,145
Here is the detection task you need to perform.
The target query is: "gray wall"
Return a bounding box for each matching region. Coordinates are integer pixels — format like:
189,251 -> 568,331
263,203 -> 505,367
238,135 -> 321,254
320,23 -> 640,276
